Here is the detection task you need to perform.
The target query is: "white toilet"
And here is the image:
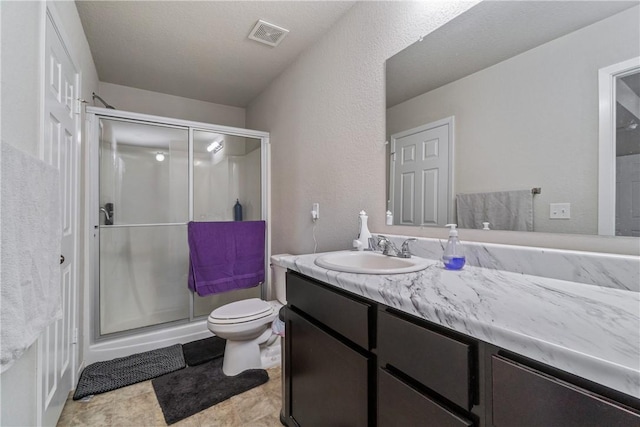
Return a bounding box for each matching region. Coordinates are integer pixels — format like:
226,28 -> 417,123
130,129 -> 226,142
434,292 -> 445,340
207,256 -> 288,376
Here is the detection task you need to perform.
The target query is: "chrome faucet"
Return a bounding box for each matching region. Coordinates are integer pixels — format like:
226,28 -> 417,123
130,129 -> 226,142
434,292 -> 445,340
376,235 -> 400,257
376,235 -> 416,258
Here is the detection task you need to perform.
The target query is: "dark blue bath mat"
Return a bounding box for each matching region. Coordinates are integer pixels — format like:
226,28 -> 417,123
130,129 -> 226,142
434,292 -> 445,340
73,344 -> 185,400
152,357 -> 268,425
182,336 -> 226,366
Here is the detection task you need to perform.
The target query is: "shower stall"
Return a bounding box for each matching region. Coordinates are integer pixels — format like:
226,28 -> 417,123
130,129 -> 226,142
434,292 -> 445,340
84,107 -> 269,363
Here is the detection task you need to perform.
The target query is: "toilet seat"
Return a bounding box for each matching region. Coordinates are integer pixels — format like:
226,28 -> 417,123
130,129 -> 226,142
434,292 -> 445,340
208,298 -> 274,324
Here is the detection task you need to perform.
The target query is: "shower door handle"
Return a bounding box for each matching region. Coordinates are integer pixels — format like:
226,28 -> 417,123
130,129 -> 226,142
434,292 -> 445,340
60,255 -> 65,265
100,202 -> 114,225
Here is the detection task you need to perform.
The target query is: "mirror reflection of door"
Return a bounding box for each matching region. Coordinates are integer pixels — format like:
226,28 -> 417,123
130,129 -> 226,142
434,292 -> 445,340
390,117 -> 453,227
598,57 -> 640,236
615,70 -> 640,236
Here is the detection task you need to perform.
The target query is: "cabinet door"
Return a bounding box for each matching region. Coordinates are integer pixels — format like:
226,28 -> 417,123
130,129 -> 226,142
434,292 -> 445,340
379,368 -> 473,427
287,309 -> 370,426
492,356 -> 640,427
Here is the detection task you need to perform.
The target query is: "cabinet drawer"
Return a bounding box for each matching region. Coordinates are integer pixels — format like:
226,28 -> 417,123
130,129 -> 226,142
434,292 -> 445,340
378,309 -> 474,409
287,309 -> 370,427
286,272 -> 372,349
378,368 -> 473,427
492,355 -> 640,427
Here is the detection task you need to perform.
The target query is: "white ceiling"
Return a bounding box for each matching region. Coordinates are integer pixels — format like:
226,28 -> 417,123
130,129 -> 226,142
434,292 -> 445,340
76,1 -> 355,108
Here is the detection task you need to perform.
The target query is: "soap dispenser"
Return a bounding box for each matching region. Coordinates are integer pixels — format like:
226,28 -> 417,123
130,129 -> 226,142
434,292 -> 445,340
353,210 -> 372,251
443,224 -> 466,270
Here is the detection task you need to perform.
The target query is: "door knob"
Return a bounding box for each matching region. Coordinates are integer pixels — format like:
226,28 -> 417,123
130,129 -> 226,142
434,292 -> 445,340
60,255 -> 65,265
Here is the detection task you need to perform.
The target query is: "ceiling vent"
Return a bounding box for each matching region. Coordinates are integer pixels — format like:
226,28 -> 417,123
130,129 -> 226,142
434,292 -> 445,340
248,20 -> 289,47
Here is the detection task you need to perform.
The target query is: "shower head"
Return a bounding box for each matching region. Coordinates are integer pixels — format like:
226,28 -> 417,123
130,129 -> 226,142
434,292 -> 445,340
92,92 -> 116,109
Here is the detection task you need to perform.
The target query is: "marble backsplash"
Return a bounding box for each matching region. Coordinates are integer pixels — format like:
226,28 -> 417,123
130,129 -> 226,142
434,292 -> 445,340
373,233 -> 639,292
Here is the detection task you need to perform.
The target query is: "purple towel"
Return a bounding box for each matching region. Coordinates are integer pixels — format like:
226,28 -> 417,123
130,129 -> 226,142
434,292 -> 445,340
188,221 -> 265,297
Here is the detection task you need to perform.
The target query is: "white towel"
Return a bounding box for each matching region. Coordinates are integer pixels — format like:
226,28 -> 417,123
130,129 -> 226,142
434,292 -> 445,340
1,142 -> 62,373
456,190 -> 533,231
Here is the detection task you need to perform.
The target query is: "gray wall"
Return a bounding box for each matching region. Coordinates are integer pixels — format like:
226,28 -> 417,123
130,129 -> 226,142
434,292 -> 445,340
248,1 -> 639,256
387,6 -> 640,235
98,82 -> 247,127
247,1 -> 477,255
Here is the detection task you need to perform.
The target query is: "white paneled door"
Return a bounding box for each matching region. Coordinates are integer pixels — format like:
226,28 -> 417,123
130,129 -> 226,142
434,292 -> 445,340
39,9 -> 80,426
390,119 -> 453,227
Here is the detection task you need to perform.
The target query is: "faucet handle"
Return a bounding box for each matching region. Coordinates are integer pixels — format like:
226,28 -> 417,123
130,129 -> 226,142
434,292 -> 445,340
376,235 -> 394,255
400,238 -> 417,258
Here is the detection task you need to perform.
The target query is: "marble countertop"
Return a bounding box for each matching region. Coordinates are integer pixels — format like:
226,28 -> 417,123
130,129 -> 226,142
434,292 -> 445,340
274,251 -> 640,399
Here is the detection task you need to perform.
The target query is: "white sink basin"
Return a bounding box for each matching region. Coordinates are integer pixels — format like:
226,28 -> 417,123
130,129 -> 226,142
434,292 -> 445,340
314,251 -> 431,274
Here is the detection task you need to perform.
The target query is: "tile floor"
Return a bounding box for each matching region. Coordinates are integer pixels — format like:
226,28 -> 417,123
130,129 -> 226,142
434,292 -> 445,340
57,366 -> 283,427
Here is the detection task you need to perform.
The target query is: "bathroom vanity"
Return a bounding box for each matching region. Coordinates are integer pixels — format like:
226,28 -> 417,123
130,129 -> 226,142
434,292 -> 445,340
278,250 -> 640,427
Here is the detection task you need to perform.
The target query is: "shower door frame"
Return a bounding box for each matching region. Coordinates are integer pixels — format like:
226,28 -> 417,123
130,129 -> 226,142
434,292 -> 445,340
85,106 -> 270,347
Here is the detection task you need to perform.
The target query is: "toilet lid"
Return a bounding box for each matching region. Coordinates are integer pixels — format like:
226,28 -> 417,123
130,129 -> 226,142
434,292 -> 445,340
209,298 -> 273,323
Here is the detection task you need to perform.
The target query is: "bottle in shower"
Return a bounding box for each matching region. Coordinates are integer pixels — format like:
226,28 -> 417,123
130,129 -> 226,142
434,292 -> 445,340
234,199 -> 243,221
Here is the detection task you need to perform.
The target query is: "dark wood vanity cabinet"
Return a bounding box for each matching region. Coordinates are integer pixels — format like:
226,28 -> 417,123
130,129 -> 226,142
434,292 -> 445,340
284,271 -> 640,427
283,272 -> 376,427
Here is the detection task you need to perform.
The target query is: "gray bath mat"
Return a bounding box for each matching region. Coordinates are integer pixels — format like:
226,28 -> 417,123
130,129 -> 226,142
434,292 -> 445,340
73,344 -> 185,400
152,357 -> 268,425
182,336 -> 226,366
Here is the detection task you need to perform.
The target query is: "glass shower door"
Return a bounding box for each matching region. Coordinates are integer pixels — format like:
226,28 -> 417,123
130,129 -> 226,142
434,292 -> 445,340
191,130 -> 263,317
99,119 -> 190,335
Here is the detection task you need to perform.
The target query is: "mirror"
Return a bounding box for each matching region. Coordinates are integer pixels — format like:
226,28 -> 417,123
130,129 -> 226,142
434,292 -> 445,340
386,1 -> 640,235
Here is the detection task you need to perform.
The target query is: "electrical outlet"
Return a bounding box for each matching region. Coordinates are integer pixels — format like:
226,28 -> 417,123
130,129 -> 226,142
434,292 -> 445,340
311,203 -> 320,220
549,203 -> 571,219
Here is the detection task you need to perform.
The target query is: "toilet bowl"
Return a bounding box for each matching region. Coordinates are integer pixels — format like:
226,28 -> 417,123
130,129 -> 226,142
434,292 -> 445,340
207,255 -> 289,376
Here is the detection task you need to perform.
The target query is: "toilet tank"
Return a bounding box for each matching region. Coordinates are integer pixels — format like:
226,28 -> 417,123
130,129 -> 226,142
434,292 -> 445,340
270,254 -> 290,304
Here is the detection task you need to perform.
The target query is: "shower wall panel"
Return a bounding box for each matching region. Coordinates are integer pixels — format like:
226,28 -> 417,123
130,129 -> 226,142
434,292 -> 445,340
100,225 -> 189,334
193,132 -> 261,222
99,123 -> 188,225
